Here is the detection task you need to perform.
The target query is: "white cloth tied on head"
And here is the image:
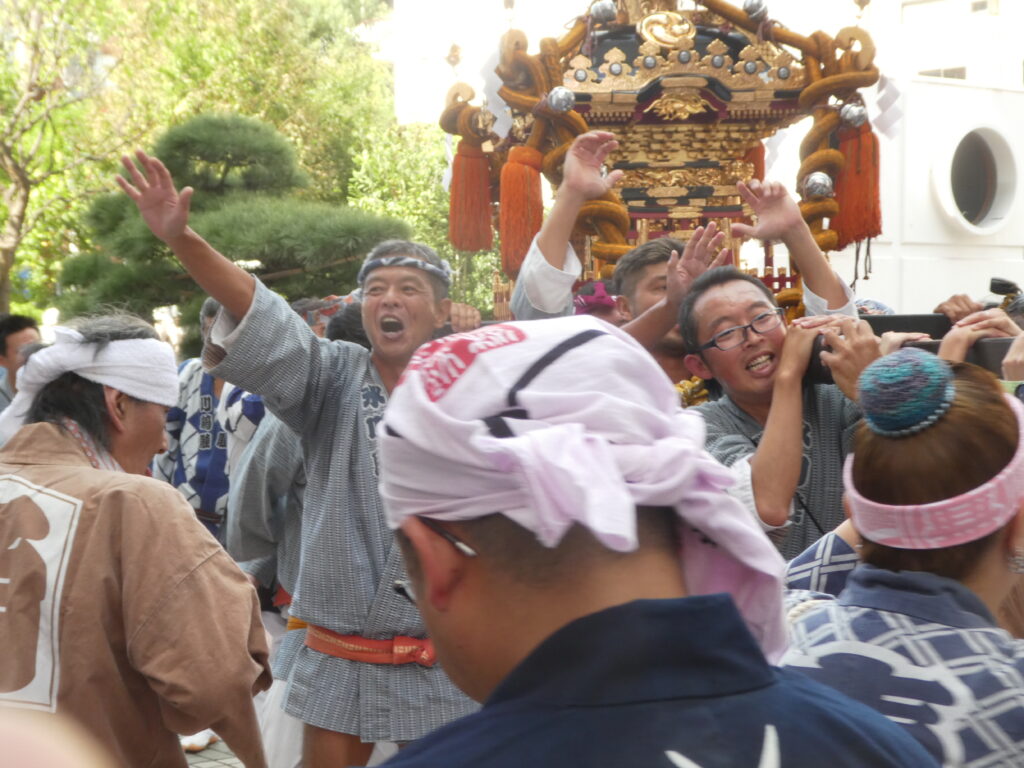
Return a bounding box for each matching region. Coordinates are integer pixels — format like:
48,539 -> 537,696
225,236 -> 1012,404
0,326 -> 179,443
380,315 -> 789,663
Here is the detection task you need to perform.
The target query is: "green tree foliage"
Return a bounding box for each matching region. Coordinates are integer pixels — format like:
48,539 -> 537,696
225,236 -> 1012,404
59,115 -> 409,345
1,0 -> 138,314
3,0 -> 393,315
349,122 -> 500,316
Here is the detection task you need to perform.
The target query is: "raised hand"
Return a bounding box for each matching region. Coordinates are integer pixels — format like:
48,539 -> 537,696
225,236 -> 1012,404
879,331 -> 931,356
559,131 -> 624,202
954,307 -> 1023,338
819,318 -> 882,400
665,221 -> 732,307
934,293 -> 983,324
731,179 -> 804,244
117,150 -> 194,245
449,302 -> 482,333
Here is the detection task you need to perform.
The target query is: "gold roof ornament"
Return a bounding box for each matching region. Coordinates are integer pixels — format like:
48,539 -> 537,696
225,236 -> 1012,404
441,0 -> 881,305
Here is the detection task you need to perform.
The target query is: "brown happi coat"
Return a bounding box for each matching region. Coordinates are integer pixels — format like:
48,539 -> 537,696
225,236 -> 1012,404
0,423 -> 271,767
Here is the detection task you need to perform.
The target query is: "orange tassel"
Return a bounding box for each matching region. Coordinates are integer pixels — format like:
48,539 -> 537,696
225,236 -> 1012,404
743,142 -> 765,181
499,145 -> 544,279
448,140 -> 493,252
833,122 -> 882,251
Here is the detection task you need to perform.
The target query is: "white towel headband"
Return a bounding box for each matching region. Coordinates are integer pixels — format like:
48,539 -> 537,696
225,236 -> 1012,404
0,326 -> 178,443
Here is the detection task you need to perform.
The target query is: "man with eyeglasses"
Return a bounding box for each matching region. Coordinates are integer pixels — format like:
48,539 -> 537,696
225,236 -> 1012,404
676,182 -> 877,558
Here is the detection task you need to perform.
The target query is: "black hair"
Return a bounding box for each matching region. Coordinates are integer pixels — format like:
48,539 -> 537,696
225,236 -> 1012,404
26,314 -> 160,450
0,314 -> 39,357
200,297 -> 221,321
610,238 -> 685,306
678,266 -> 777,355
326,302 -> 371,349
398,507 -> 680,587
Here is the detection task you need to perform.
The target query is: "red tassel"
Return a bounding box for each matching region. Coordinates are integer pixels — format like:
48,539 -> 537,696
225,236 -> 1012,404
833,122 -> 882,251
448,140 -> 493,252
744,142 -> 765,181
499,145 -> 544,279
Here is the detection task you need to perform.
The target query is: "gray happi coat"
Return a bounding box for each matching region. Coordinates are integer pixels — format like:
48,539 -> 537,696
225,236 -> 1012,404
205,279 -> 476,740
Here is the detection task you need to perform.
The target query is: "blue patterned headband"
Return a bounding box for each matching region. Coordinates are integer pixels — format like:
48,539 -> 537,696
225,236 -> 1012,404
357,255 -> 452,287
858,348 -> 956,438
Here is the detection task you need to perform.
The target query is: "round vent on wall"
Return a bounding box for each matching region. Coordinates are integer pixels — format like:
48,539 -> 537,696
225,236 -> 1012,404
935,126 -> 1016,235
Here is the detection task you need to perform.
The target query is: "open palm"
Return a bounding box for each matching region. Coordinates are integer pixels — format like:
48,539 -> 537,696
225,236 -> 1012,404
561,131 -> 624,200
731,179 -> 803,243
666,221 -> 732,305
117,151 -> 194,244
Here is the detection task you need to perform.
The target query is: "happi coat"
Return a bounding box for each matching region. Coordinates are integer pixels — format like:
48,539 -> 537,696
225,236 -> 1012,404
0,422 -> 271,768
383,597 -> 937,768
154,358 -> 231,535
205,279 -> 476,741
785,532 -> 1024,767
227,410 -> 306,680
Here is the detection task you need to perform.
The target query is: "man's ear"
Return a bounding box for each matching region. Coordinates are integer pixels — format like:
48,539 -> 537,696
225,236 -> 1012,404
103,386 -> 129,435
400,517 -> 467,611
435,298 -> 452,329
614,295 -> 634,322
684,353 -> 713,380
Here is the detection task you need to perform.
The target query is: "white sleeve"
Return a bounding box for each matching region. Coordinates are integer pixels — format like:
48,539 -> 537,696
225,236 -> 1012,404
724,454 -> 793,533
803,272 -> 856,317
208,305 -> 252,351
510,234 -> 582,319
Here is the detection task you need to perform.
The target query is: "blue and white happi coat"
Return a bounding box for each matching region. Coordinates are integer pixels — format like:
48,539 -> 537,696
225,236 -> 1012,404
154,359 -> 230,534
784,532 -> 1024,767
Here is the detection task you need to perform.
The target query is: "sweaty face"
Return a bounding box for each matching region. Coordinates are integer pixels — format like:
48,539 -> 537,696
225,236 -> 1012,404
361,265 -> 448,364
691,280 -> 786,405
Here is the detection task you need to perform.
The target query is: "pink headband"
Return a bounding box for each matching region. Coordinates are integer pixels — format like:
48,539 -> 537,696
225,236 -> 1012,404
573,282 -> 616,315
846,393 -> 1024,549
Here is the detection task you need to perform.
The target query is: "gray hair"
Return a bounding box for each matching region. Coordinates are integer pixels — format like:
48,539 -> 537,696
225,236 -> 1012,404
26,314 -> 162,450
363,240 -> 450,300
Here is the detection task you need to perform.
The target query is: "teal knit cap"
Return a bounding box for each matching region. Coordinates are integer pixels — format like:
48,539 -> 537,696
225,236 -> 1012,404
858,348 -> 956,438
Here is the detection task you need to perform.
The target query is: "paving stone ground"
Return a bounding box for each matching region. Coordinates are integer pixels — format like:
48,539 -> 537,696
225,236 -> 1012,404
184,737 -> 241,767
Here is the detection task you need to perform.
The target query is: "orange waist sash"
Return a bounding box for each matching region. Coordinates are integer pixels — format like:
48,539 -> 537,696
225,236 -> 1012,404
303,624 -> 436,667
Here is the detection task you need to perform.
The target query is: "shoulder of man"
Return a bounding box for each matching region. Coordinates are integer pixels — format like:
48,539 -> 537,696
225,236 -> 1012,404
90,473 -> 220,547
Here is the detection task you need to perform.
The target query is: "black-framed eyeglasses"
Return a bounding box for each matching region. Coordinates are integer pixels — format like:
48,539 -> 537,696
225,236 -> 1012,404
393,517 -> 478,605
698,307 -> 785,352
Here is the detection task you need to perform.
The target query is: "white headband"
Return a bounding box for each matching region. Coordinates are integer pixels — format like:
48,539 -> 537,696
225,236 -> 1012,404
380,316 -> 789,663
0,327 -> 178,443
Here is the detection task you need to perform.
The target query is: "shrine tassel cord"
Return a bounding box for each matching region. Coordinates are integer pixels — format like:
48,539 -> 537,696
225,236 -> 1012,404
500,145 -> 544,278
832,122 -> 882,251
744,141 -> 766,182
448,139 -> 493,252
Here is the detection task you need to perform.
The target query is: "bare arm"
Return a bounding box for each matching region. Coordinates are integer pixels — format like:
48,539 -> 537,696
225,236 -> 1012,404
732,180 -> 848,310
748,324 -> 819,527
938,324 -> 1009,363
535,131 -> 623,269
118,151 -> 255,319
